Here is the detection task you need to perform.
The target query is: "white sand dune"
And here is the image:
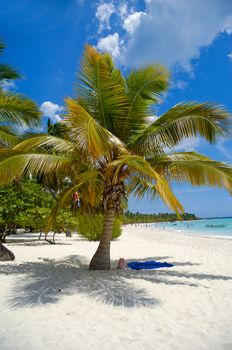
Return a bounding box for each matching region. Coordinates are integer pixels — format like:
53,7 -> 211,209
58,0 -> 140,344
0,225 -> 232,350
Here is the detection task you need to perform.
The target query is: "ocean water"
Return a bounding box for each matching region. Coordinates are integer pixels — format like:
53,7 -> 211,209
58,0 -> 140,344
151,217 -> 232,238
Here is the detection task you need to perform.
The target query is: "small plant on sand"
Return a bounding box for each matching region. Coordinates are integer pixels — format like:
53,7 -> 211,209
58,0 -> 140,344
78,214 -> 122,241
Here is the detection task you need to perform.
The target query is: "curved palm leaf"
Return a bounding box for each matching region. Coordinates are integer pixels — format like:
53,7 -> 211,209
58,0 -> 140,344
0,126 -> 19,147
0,64 -> 21,81
0,154 -> 72,184
13,135 -> 75,154
48,169 -> 104,228
124,65 -> 169,142
150,152 -> 232,193
64,97 -> 126,159
130,102 -> 231,153
0,91 -> 41,125
127,175 -> 158,199
109,155 -> 184,216
76,45 -> 128,136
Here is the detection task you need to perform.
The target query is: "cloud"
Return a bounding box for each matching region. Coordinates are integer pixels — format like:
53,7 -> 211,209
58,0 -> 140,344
170,80 -> 187,90
216,139 -> 232,161
0,80 -> 16,91
120,0 -> 232,70
119,3 -> 128,20
16,122 -> 44,135
146,115 -> 158,125
97,33 -> 122,58
228,52 -> 232,60
123,11 -> 145,34
173,137 -> 200,152
40,101 -> 64,123
96,2 -> 115,33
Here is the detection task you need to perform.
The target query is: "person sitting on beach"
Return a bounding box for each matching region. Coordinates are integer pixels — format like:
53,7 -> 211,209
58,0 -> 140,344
117,258 -> 127,269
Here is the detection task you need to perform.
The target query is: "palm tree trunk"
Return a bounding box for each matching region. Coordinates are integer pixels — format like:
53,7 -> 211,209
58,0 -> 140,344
89,203 -> 115,270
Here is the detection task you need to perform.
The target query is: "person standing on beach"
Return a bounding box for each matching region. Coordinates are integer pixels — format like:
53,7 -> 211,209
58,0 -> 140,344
73,191 -> 80,208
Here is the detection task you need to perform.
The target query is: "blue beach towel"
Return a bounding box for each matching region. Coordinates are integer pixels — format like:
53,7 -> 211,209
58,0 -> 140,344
127,261 -> 173,270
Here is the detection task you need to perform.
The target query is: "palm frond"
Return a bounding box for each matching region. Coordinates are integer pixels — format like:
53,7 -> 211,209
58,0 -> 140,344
0,126 -> 19,147
48,170 -> 104,228
76,45 -> 128,136
150,152 -> 232,193
0,64 -> 21,81
0,41 -> 5,54
124,65 -> 169,142
130,102 -> 232,152
0,91 -> 41,125
0,148 -> 21,161
127,176 -> 158,199
0,154 -> 72,184
64,97 -> 126,159
109,155 -> 184,216
13,135 -> 75,154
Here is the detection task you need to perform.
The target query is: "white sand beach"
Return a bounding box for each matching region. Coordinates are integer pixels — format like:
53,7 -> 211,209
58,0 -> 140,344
0,225 -> 232,350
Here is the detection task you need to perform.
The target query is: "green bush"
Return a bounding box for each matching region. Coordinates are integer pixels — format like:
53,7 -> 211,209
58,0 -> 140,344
53,210 -> 79,232
78,214 -> 122,241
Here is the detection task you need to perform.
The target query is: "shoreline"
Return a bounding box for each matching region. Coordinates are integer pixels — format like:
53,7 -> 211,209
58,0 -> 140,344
126,221 -> 232,240
149,225 -> 232,241
0,225 -> 232,350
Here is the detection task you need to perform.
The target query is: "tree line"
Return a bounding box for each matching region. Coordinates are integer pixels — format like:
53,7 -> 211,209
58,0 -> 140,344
123,211 -> 197,224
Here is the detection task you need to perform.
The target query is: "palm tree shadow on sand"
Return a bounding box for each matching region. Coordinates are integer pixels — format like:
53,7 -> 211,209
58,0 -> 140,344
1,255 -> 230,308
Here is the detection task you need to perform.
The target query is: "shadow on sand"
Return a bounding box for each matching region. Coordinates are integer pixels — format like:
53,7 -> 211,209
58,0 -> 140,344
0,255 -> 231,309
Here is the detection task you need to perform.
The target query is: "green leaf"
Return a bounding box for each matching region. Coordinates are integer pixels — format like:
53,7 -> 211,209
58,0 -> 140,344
131,102 -> 232,152
0,91 -> 41,126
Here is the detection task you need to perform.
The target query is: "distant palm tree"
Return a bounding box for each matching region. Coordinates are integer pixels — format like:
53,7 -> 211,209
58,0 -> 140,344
0,40 -> 41,147
0,45 -> 232,269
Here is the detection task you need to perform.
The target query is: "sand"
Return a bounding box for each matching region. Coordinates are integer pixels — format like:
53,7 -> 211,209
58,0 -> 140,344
0,225 -> 232,350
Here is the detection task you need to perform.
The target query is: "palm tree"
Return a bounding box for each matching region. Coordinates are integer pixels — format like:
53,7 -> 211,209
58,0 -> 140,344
0,45 -> 232,269
0,40 -> 41,260
0,40 -> 41,147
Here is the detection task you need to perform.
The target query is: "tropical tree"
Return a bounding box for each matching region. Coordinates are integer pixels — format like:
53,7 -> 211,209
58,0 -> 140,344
0,39 -> 41,260
0,40 -> 41,148
0,45 -> 232,269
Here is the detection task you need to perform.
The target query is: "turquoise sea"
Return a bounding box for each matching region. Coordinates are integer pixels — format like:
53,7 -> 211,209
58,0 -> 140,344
151,217 -> 232,238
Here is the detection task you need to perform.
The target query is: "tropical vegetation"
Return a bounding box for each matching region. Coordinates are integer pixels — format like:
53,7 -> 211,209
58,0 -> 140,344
0,45 -> 232,269
123,211 -> 197,224
0,39 -> 41,260
0,180 -> 80,242
78,214 -> 122,241
0,40 -> 41,148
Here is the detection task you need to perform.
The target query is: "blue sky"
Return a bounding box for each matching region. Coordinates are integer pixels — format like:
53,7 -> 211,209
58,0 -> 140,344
1,0 -> 232,217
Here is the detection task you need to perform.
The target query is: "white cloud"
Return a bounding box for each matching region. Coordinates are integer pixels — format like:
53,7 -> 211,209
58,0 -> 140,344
16,122 -> 44,135
121,0 -> 232,70
123,11 -> 145,34
96,2 -> 115,33
0,80 -> 16,91
173,137 -> 200,152
224,15 -> 232,33
40,101 -> 64,123
171,80 -> 187,90
146,115 -> 158,125
228,52 -> 232,60
97,33 -> 122,58
216,139 -> 232,161
119,3 -> 128,20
